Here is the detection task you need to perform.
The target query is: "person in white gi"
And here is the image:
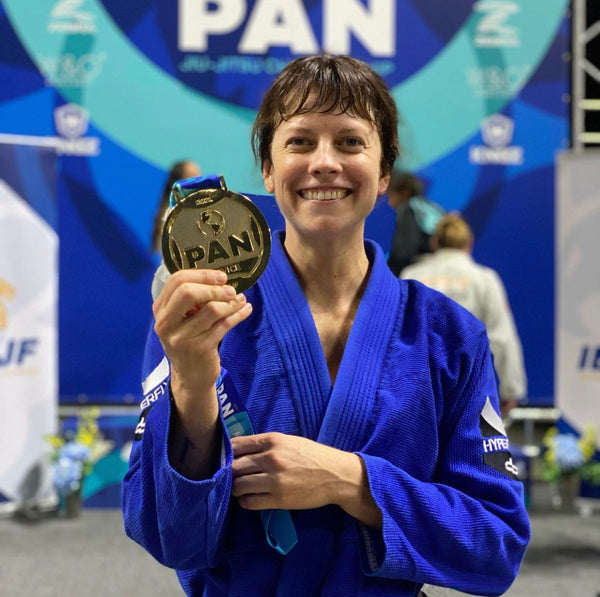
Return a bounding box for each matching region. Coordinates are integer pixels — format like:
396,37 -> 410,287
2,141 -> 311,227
401,212 -> 527,415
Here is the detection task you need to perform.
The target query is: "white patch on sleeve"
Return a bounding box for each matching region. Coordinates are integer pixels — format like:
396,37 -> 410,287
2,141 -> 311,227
142,356 -> 170,394
481,396 -> 506,436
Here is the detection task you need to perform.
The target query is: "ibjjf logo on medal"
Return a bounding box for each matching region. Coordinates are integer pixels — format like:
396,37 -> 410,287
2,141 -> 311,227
162,176 -> 271,292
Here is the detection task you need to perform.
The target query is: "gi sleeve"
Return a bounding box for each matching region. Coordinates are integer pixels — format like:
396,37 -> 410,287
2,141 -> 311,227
121,326 -> 234,571
356,333 -> 530,596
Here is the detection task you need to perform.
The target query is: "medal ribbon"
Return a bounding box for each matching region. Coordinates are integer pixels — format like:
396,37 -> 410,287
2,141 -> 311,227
169,174 -> 223,206
169,176 -> 295,552
217,368 -> 298,555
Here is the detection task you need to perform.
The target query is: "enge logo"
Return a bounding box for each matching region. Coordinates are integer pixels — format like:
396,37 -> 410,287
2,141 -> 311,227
52,103 -> 101,156
469,113 -> 524,166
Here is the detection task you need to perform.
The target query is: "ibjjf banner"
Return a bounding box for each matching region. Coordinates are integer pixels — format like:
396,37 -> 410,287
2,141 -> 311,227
0,165 -> 58,501
0,1 -> 570,405
556,152 -> 600,444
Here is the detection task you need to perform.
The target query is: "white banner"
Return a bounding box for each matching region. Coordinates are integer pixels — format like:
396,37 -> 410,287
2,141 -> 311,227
556,151 -> 600,444
0,179 -> 57,501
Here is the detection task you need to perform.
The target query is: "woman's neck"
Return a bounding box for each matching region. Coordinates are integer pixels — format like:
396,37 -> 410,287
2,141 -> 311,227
282,230 -> 370,309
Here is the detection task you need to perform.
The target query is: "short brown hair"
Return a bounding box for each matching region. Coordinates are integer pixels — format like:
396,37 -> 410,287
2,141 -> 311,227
251,55 -> 400,175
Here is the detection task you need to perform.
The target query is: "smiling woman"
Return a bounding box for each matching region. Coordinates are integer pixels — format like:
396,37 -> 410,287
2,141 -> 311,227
261,111 -> 389,246
122,55 -> 530,597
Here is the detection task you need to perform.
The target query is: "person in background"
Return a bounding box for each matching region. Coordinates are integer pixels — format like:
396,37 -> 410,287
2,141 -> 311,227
386,170 -> 445,276
401,212 -> 527,415
151,160 -> 201,253
123,55 -> 529,597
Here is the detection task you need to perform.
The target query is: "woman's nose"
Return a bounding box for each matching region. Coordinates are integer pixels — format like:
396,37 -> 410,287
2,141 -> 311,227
308,142 -> 342,174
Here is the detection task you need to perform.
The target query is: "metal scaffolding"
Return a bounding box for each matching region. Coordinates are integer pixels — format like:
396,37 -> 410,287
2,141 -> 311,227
572,0 -> 600,147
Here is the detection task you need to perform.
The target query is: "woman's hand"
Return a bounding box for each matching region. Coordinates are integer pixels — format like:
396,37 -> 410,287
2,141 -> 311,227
153,269 -> 252,395
231,433 -> 382,529
153,268 -> 253,478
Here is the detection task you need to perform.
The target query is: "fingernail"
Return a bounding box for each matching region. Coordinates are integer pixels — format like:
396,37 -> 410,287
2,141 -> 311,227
236,293 -> 246,302
215,271 -> 228,283
223,285 -> 236,298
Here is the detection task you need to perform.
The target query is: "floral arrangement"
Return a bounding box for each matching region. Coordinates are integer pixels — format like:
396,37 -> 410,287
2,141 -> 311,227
541,425 -> 600,485
45,407 -> 113,497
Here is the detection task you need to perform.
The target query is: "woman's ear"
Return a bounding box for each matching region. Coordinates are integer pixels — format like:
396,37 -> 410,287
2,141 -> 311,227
378,172 -> 391,196
262,160 -> 274,194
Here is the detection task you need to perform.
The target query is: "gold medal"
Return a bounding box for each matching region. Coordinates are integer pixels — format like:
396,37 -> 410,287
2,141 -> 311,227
162,176 -> 271,292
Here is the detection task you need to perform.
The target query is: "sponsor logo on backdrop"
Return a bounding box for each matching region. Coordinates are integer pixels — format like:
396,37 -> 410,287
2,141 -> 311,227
469,114 -> 524,165
0,278 -> 15,331
465,63 -> 532,98
473,1 -> 521,48
53,103 -> 101,156
38,52 -> 107,88
578,344 -> 600,378
0,279 -> 39,372
178,0 -> 397,74
47,0 -> 96,34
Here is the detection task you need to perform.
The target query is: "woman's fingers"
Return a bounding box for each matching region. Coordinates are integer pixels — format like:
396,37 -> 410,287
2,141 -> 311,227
153,268 -> 229,315
150,269 -> 254,367
188,296 -> 253,348
158,293 -> 251,348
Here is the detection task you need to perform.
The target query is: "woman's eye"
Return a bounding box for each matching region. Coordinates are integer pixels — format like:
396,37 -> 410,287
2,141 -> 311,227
342,137 -> 363,148
288,138 -> 309,147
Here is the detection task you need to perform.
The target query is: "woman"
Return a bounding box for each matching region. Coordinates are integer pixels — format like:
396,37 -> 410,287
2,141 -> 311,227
401,212 -> 527,415
123,55 -> 529,597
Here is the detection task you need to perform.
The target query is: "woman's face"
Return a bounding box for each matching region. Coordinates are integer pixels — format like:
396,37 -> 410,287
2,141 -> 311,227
262,111 -> 390,240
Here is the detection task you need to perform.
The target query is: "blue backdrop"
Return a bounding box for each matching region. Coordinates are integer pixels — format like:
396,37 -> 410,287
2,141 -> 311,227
0,0 -> 570,406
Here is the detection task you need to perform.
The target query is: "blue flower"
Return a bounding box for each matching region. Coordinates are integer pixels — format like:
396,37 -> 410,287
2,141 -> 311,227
59,441 -> 90,463
53,457 -> 83,494
554,434 -> 585,471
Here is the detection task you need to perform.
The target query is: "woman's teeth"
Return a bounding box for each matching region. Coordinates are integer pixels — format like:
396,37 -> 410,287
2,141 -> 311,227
303,189 -> 346,201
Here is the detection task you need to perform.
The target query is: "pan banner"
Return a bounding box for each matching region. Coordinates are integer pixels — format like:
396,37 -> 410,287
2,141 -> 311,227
0,1 -> 571,408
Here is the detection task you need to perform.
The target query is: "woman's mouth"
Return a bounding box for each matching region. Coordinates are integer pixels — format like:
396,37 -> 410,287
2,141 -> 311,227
300,189 -> 349,201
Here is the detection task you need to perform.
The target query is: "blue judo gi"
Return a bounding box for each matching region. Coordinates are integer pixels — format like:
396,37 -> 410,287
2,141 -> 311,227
122,232 -> 530,597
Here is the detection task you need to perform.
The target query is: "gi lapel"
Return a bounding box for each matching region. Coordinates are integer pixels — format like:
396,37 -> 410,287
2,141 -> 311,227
316,241 -> 403,451
260,232 -> 331,441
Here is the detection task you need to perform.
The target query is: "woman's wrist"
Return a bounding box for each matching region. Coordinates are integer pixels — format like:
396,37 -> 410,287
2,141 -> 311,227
331,452 -> 382,530
167,372 -> 222,479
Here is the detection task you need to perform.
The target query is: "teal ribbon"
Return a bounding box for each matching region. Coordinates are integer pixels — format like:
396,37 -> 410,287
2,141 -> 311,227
173,175 -> 297,554
169,174 -> 223,206
218,361 -> 298,556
